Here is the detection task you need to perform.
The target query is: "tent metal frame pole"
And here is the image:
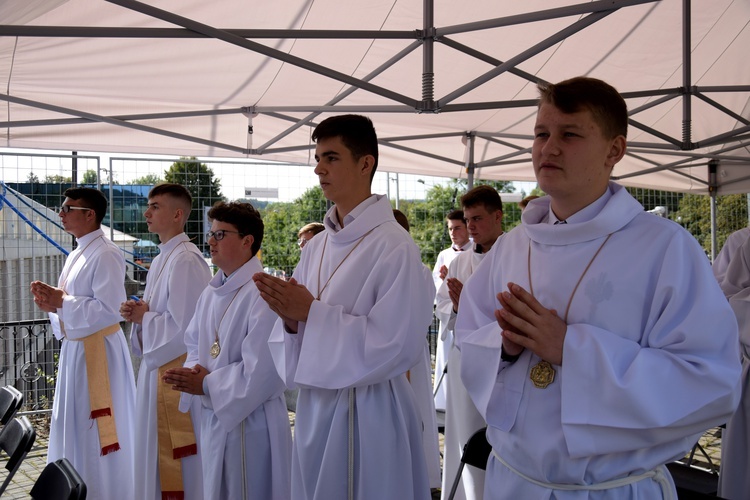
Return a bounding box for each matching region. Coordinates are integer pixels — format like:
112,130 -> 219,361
437,0 -> 658,36
439,11 -> 612,106
709,160 -> 718,261
466,133 -> 476,189
421,0 -> 436,112
0,92 -> 246,153
105,0 -> 418,108
681,0 -> 693,150
256,41 -> 423,152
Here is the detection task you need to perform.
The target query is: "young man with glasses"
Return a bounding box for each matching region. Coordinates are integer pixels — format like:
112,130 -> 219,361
455,77 -> 741,499
119,183 -> 211,500
254,114 -> 434,499
162,201 -> 291,500
297,222 -> 325,250
30,187 -> 136,500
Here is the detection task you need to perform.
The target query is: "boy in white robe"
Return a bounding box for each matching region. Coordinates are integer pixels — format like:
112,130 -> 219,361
432,210 -> 472,412
718,235 -> 750,500
455,77 -> 742,499
120,183 -> 212,500
254,114 -> 433,500
30,187 -> 136,500
713,226 -> 750,283
438,186 -> 504,500
163,201 -> 292,500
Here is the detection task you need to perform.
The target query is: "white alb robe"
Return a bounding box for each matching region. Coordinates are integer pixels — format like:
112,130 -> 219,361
268,194 -> 433,500
409,264 -> 441,489
433,242 -> 472,410
713,226 -> 750,283
718,235 -> 750,500
456,183 -> 741,499
437,246 -> 490,500
131,234 -> 212,500
179,257 -> 292,500
46,228 -> 136,500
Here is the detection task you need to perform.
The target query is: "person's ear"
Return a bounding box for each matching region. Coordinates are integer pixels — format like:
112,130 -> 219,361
360,154 -> 375,178
605,135 -> 627,168
244,234 -> 255,250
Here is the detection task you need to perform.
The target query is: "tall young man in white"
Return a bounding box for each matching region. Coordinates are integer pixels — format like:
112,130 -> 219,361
432,210 -> 471,412
718,236 -> 750,500
437,186 -> 504,500
30,187 -> 136,500
254,114 -> 433,500
455,77 -> 741,499
163,202 -> 292,500
120,183 -> 211,500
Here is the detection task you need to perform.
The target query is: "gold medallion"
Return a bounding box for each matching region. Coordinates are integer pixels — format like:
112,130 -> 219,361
210,340 -> 221,358
530,360 -> 555,389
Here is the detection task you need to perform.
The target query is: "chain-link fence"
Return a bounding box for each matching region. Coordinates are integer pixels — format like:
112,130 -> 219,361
2,151 -> 749,418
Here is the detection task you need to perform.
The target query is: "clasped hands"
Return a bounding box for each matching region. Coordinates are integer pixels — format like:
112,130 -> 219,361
30,281 -> 65,313
119,298 -> 149,324
163,365 -> 209,395
495,282 -> 567,366
252,273 -> 314,333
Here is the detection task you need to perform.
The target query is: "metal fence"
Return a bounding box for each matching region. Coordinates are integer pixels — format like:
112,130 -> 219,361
2,150 -> 749,417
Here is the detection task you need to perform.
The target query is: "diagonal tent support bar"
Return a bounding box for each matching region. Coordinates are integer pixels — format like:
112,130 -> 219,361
0,108 -> 245,128
105,0 -> 419,108
256,41 -> 423,152
438,0 -> 660,36
0,92 -> 246,154
438,10 -> 614,106
379,140 -> 466,167
693,92 -> 750,126
628,119 -> 684,148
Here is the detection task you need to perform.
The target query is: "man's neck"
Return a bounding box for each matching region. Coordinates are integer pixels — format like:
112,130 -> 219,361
333,192 -> 371,228
70,226 -> 100,239
477,231 -> 503,254
550,186 -> 608,221
157,229 -> 184,244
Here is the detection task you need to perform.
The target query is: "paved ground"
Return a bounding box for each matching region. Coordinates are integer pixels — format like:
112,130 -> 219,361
1,416 -> 722,499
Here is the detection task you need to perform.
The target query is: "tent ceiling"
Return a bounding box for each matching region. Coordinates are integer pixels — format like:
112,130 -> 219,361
1,0 -> 749,194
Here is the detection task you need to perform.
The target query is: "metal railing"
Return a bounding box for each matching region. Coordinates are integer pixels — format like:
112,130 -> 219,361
0,319 -> 59,414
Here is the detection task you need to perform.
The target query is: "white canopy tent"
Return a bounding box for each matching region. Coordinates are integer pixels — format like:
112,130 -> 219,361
1,0 -> 749,196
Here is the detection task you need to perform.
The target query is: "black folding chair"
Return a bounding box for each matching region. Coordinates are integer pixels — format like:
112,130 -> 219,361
0,385 -> 24,427
0,415 -> 36,496
447,427 -> 491,500
30,457 -> 87,500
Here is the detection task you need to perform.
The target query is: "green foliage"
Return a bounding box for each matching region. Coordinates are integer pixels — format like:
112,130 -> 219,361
259,186 -> 328,276
164,157 -> 224,246
44,174 -> 72,183
82,169 -> 99,184
673,193 -> 749,254
129,173 -> 163,185
27,172 -> 40,183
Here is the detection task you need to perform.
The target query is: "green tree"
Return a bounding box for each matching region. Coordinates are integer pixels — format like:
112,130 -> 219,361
27,172 -> 40,183
82,169 -> 99,184
259,186 -> 327,276
164,157 -> 224,247
44,174 -> 72,183
129,174 -> 163,185
672,193 -> 748,255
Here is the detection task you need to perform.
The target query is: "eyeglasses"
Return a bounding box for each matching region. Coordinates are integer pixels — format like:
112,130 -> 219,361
57,205 -> 92,214
206,229 -> 243,241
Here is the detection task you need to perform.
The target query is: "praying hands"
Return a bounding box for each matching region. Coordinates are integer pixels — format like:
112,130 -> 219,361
495,282 -> 567,365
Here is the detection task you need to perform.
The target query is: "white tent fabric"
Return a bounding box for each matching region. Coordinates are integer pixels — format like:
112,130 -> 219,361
1,0 -> 749,194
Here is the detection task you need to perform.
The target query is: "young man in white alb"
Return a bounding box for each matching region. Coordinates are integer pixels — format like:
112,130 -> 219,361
254,114 -> 433,500
438,185 -> 504,500
456,77 -> 741,499
31,187 -> 136,500
120,183 -> 211,500
432,210 -> 472,412
163,202 -> 292,500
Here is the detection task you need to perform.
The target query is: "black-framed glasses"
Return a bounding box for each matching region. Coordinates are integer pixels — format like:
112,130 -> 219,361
57,205 -> 92,214
206,229 -> 243,241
